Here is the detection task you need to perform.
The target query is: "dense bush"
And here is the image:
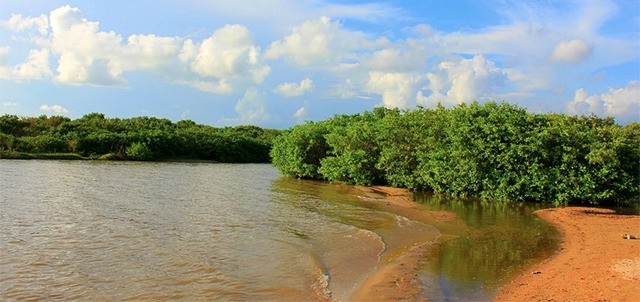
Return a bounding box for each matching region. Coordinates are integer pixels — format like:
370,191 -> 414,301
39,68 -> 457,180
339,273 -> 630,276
271,102 -> 640,205
126,142 -> 154,161
0,114 -> 279,163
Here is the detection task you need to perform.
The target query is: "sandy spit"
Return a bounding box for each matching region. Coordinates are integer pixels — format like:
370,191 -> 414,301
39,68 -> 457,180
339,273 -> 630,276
495,207 -> 640,302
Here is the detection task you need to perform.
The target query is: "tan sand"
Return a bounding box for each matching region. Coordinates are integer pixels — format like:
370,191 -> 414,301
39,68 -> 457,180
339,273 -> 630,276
348,186 -> 464,302
495,207 -> 640,302
347,185 -> 640,302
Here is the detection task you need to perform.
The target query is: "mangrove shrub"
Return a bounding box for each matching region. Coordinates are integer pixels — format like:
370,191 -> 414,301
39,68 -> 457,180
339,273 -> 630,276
270,102 -> 639,206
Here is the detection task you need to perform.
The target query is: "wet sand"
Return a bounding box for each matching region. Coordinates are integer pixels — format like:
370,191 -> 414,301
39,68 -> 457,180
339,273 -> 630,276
348,186 -> 462,301
495,207 -> 640,302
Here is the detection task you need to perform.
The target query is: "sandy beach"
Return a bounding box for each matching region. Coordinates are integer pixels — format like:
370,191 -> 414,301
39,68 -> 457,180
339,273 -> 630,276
495,207 -> 640,301
350,186 -> 640,302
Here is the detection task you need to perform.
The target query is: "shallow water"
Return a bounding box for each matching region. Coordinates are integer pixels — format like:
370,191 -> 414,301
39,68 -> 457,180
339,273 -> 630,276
415,193 -> 560,301
0,160 -> 556,301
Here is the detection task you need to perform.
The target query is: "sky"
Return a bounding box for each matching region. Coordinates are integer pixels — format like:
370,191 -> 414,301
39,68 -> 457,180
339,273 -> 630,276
0,0 -> 638,128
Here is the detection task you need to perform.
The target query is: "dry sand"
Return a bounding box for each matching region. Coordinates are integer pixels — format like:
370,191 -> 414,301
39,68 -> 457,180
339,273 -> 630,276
495,207 -> 640,302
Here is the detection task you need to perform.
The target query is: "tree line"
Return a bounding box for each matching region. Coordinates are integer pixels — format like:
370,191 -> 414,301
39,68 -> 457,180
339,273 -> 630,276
0,113 -> 279,163
270,102 -> 640,206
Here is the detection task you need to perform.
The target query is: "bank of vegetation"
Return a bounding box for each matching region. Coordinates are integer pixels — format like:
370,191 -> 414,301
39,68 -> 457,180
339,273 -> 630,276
271,102 -> 639,206
0,113 -> 279,163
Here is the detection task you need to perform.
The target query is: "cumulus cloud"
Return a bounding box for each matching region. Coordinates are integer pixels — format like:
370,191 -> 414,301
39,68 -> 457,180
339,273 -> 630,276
550,39 -> 593,64
602,81 -> 639,117
266,16 -> 383,66
274,77 -> 313,97
39,104 -> 68,113
49,5 -> 125,85
0,2 -> 638,126
7,5 -> 270,92
230,88 -> 269,124
119,34 -> 181,71
176,24 -> 270,94
2,13 -> 49,34
0,47 -> 52,80
568,81 -> 640,122
48,5 -> 182,85
190,24 -> 269,82
418,55 -> 507,107
365,72 -> 421,108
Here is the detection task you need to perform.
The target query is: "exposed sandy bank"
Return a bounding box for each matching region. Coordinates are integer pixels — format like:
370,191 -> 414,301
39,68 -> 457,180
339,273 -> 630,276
495,207 -> 640,302
348,186 -> 464,302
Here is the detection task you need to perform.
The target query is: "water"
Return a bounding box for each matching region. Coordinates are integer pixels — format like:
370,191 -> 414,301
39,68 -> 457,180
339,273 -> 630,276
415,194 -> 560,301
0,160 -> 557,301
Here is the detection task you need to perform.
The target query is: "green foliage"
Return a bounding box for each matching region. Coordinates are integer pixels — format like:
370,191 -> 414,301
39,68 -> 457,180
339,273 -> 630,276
126,142 -> 154,161
319,110 -> 387,185
0,113 -> 280,163
270,102 -> 639,206
270,121 -> 330,178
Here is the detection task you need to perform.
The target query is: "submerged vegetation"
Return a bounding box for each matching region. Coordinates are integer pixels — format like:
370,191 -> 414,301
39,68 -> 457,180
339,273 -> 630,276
0,113 -> 279,163
271,102 -> 640,206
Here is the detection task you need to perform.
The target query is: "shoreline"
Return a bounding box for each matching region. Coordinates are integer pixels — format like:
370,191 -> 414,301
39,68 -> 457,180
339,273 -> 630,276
495,207 -> 640,301
347,186 -> 462,301
348,187 -> 640,301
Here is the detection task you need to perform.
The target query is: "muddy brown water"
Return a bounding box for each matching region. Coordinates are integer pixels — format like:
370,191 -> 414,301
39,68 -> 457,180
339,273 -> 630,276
0,160 -> 557,301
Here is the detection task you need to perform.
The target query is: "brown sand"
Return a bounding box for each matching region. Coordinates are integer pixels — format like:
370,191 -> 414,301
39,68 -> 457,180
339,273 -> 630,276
495,207 -> 640,302
347,186 -> 640,301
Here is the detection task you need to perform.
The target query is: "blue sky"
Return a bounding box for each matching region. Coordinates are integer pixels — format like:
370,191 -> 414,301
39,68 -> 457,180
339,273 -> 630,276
1,0 -> 638,128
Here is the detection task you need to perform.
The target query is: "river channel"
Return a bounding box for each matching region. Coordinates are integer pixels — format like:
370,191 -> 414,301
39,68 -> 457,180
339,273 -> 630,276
0,160 -> 557,301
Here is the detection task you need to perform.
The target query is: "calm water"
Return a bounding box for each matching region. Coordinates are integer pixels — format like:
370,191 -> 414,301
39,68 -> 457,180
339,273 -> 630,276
0,160 -> 557,301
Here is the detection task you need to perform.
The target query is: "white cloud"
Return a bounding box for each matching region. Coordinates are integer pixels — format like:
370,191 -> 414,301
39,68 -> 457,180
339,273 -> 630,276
567,81 -> 640,122
119,34 -> 181,71
266,16 -> 383,66
14,48 -> 52,79
49,5 -> 124,86
2,13 -> 49,35
294,106 -> 307,121
43,5 -> 269,92
177,24 -> 271,94
418,55 -> 508,107
191,24 -> 269,81
438,0 -> 638,97
568,88 -> 604,116
550,39 -> 592,64
274,77 -> 313,97
229,88 -> 269,124
39,104 -> 68,113
0,47 -> 52,81
365,72 -> 421,108
602,81 -> 639,117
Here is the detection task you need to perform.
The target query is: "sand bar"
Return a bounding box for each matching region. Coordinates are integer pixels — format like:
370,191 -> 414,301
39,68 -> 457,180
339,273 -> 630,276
348,186 -> 463,301
495,207 -> 640,301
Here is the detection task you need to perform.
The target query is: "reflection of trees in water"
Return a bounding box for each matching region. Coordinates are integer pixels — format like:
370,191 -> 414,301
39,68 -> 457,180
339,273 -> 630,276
416,193 -> 559,291
270,179 -> 560,296
269,177 -> 395,233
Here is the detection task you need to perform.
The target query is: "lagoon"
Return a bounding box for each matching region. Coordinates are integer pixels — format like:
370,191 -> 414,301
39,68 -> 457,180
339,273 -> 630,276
0,160 -> 557,301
